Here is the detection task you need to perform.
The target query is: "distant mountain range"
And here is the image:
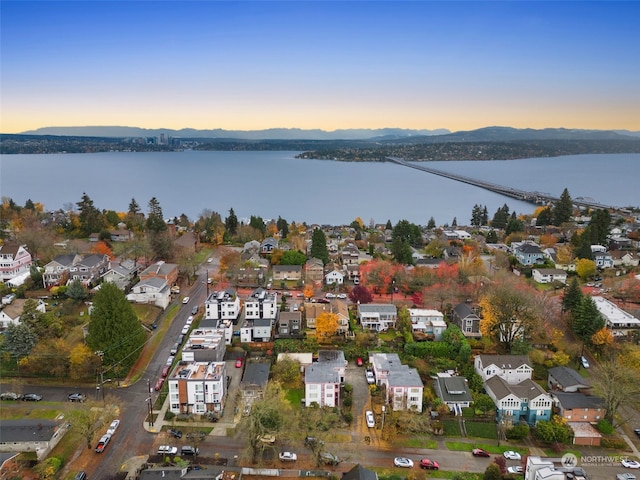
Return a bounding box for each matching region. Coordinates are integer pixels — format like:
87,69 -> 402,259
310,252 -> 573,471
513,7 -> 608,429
17,125 -> 640,141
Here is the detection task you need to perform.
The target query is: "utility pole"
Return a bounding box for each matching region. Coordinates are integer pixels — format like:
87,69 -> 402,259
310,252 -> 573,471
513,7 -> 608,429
147,396 -> 154,427
95,351 -> 105,405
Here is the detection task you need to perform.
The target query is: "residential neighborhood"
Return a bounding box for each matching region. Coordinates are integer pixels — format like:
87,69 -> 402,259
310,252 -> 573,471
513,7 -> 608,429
0,191 -> 640,480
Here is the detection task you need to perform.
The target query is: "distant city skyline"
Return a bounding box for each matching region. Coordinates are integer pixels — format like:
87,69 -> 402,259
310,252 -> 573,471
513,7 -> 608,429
1,1 -> 639,134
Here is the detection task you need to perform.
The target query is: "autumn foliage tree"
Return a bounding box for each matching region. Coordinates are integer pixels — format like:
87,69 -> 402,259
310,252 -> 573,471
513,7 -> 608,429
315,312 -> 339,341
92,240 -> 114,259
349,285 -> 373,304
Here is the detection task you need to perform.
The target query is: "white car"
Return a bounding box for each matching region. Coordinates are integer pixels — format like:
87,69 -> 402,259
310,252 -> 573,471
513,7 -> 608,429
182,297 -> 190,304
623,460 -> 640,469
279,451 -> 297,462
157,445 -> 178,455
503,451 -> 522,461
366,410 -> 375,428
365,371 -> 375,384
394,457 -> 414,468
106,420 -> 120,436
325,293 -> 336,298
186,316 -> 194,325
508,466 -> 523,475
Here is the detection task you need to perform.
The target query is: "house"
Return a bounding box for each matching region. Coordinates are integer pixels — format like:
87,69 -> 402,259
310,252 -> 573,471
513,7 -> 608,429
0,419 -> 68,460
592,250 -> 614,269
433,373 -> 473,415
272,265 -> 302,282
305,258 -> 325,283
591,295 -> 640,331
205,289 -> 241,322
139,261 -> 179,287
325,269 -> 344,286
240,318 -> 272,343
532,268 -> 567,285
167,361 -> 227,415
525,456 -> 589,480
43,253 -> 82,289
304,350 -> 347,408
173,231 -> 199,254
330,299 -> 350,334
514,242 -> 545,266
340,244 -> 360,265
126,277 -> 171,309
407,308 -> 447,340
102,262 -> 138,291
547,366 -> 591,393
550,391 -> 606,423
611,250 -> 639,267
342,464 -> 379,480
0,243 -> 32,283
474,354 -> 533,384
277,311 -> 302,337
240,362 -> 270,410
484,375 -> 553,425
304,302 -> 332,329
260,237 -> 278,255
69,254 -> 110,287
451,303 -> 482,338
358,304 -> 398,331
345,264 -> 360,283
110,229 -> 134,242
181,326 -> 227,362
369,353 -> 424,412
244,288 -> 278,321
0,299 -> 47,330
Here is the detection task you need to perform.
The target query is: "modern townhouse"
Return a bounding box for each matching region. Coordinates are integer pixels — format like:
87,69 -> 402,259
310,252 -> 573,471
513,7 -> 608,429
474,354 -> 533,384
167,361 -> 227,415
358,303 -> 398,331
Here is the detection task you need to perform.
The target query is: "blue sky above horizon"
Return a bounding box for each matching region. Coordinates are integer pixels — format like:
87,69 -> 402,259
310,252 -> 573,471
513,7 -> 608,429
1,1 -> 639,133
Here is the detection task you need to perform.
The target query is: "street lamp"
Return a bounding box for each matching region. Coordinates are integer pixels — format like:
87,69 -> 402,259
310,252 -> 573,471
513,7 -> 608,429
95,351 -> 105,405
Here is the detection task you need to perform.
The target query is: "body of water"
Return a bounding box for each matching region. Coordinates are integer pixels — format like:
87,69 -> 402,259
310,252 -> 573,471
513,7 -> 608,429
1,151 -> 638,227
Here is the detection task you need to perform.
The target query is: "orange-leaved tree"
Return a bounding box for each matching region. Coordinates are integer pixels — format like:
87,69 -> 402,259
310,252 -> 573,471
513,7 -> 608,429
303,284 -> 315,300
315,312 -> 339,342
92,240 -> 114,259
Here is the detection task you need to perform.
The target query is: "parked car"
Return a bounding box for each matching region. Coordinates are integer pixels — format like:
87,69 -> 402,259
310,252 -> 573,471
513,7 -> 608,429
182,297 -> 190,304
161,365 -> 170,378
257,434 -> 276,444
472,448 -> 491,457
622,460 -> 640,469
235,358 -> 243,368
617,474 -> 637,480
634,428 -> 640,438
507,466 -> 523,475
366,410 -> 375,428
170,343 -> 179,355
319,452 -> 340,465
68,393 -> 87,402
325,292 -> 336,298
181,325 -> 190,335
305,436 -> 324,448
420,459 -> 439,470
394,457 -> 414,468
106,420 -> 120,436
181,446 -> 199,456
154,378 -> 165,391
503,451 -> 522,461
166,356 -> 175,366
186,316 -> 194,326
0,392 -> 22,400
356,357 -> 363,367
157,445 -> 178,455
186,431 -> 206,440
337,293 -> 347,299
95,434 -> 111,453
580,356 -> 590,368
191,306 -> 198,315
279,451 -> 297,462
168,428 -> 183,439
365,371 -> 375,384
22,393 -> 43,401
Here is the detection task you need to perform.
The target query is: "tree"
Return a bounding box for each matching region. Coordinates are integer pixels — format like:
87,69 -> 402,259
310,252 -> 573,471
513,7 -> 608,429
562,277 -> 583,313
575,258 -> 596,279
3,322 -> 37,359
479,284 -> 540,352
271,357 -> 302,387
66,278 -> 89,301
534,416 -> 573,444
69,344 -> 99,380
276,216 -> 289,238
195,209 -> 225,244
392,219 -> 422,248
348,285 -> 373,304
391,237 -> 413,265
225,208 -> 238,236
66,398 -> 119,449
490,204 -> 510,230
591,327 -> 613,353
86,282 -> 147,377
249,215 -> 266,236
315,312 -> 339,341
303,284 -> 315,300
536,206 -> 553,227
146,197 -> 167,232
483,463 -> 502,480
552,188 -> 573,225
572,295 -> 604,343
280,250 -> 307,265
310,228 -> 329,265
76,192 -> 106,237
427,217 -> 436,229
474,393 -> 495,415
595,353 -> 640,424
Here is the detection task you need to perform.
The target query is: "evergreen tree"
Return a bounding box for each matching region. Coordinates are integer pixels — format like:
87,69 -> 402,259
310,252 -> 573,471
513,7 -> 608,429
225,208 -> 238,236
562,277 -> 583,313
310,228 -> 329,264
76,192 -> 106,236
86,283 -> 147,377
392,219 -> 422,248
536,207 -> 553,227
573,295 -> 605,343
471,204 -> 483,227
482,206 -> 489,225
586,209 -> 611,246
427,217 -> 436,229
505,217 -> 524,235
385,219 -> 392,230
249,215 -> 266,235
552,188 -> 573,225
66,278 -> 89,301
3,323 -> 37,359
146,197 -> 167,232
24,199 -> 35,210
128,198 -> 141,217
486,229 -> 498,243
574,233 -> 593,260
391,238 -> 413,265
491,204 -> 510,229
276,216 -> 289,238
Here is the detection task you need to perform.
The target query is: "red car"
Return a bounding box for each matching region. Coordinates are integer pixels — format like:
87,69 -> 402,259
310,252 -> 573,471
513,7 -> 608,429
161,365 -> 170,378
472,448 -> 490,457
356,357 -> 364,367
235,358 -> 243,368
420,459 -> 439,470
154,377 -> 165,391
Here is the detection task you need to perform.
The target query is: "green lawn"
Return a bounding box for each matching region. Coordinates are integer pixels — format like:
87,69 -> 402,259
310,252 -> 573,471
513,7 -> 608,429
464,421 -> 498,439
445,442 -> 529,456
285,388 -> 304,407
443,420 -> 462,436
397,436 -> 439,449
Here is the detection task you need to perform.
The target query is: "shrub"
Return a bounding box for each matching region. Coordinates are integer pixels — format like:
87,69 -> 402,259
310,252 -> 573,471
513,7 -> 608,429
506,423 -> 530,440
596,418 -> 614,435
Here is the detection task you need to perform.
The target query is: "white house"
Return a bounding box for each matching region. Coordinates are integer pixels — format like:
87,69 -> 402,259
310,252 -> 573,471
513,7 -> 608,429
474,354 -> 533,384
304,350 -> 347,408
0,243 -> 32,283
205,289 -> 241,321
591,295 -> 640,332
358,304 -> 397,331
167,361 -> 227,415
126,277 -> 171,309
244,288 -> 278,320
408,308 -> 447,340
532,268 -> 567,284
325,269 -> 344,285
369,353 -> 423,412
0,299 -> 47,330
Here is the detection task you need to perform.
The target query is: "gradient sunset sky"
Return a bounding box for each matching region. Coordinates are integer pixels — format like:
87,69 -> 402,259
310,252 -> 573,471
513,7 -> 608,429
2,1 -> 639,134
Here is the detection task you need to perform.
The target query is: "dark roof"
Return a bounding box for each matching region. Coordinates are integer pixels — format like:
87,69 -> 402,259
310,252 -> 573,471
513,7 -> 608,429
453,303 -> 478,319
551,392 -> 606,410
548,366 -> 591,388
240,362 -> 270,388
343,464 -> 378,480
434,376 -> 474,404
0,419 -> 61,443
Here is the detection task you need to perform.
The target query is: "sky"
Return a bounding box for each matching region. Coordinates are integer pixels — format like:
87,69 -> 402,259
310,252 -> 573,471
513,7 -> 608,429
1,1 -> 639,134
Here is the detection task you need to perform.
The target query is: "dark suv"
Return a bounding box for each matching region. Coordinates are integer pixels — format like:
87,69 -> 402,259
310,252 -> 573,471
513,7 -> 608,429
181,446 -> 199,456
168,428 -> 183,439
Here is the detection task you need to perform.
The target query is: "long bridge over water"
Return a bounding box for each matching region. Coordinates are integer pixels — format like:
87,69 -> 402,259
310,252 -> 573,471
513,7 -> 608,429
386,157 -> 622,212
